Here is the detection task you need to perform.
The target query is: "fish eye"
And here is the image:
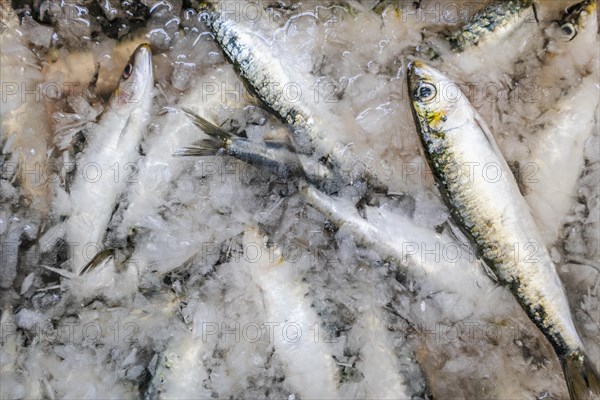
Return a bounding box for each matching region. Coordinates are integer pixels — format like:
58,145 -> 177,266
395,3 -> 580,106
122,63 -> 133,80
415,82 -> 436,103
559,22 -> 577,41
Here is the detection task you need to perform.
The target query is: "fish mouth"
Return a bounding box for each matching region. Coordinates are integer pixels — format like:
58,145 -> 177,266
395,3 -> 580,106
407,60 -> 437,83
111,43 -> 154,108
406,60 -> 429,99
133,43 -> 153,78
406,61 -> 424,79
406,61 -> 428,133
131,43 -> 154,96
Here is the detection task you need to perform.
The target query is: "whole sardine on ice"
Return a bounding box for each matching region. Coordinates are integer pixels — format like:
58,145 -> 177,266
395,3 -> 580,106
407,60 -> 600,400
65,44 -> 154,274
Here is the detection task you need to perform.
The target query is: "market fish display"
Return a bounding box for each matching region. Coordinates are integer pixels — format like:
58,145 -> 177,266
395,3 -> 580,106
174,110 -> 501,311
2,0 -> 599,399
61,44 -> 153,275
407,60 -> 600,400
191,0 -> 544,195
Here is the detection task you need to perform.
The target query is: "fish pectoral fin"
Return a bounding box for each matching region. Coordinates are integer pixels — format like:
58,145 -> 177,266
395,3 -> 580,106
478,258 -> 499,283
180,107 -> 235,140
79,249 -> 115,276
473,112 -> 505,158
117,115 -> 133,144
444,220 -> 472,248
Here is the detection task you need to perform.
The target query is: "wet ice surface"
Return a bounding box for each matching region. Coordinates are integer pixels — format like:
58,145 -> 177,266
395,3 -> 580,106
1,1 -> 599,399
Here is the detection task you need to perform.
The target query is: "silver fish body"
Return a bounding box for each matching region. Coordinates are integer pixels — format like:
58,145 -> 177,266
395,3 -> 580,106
65,44 -> 154,274
407,60 -> 600,400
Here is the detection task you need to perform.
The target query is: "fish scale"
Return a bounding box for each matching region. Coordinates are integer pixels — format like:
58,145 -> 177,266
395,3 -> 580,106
209,14 -> 319,150
445,0 -> 533,52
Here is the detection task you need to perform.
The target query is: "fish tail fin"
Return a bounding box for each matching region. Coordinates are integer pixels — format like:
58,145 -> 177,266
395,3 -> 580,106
178,107 -> 236,157
561,350 -> 600,400
173,138 -> 224,157
180,107 -> 235,140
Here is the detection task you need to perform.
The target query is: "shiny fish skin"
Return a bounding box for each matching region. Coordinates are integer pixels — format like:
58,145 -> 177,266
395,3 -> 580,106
406,60 -> 600,400
64,44 -> 154,275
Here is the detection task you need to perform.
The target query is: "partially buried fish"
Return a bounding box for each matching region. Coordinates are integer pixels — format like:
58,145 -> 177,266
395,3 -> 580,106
414,0 -> 536,61
62,44 -> 154,275
174,108 -> 345,194
406,60 -> 600,400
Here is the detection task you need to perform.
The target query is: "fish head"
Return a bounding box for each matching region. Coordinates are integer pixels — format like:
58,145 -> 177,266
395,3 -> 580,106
109,43 -> 154,111
407,61 -> 471,138
548,0 -> 596,42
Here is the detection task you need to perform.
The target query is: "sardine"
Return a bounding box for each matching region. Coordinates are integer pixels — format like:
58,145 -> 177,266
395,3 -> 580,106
241,227 -> 341,399
64,44 -> 154,275
301,186 -> 494,298
194,3 -> 323,154
406,60 -> 600,400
